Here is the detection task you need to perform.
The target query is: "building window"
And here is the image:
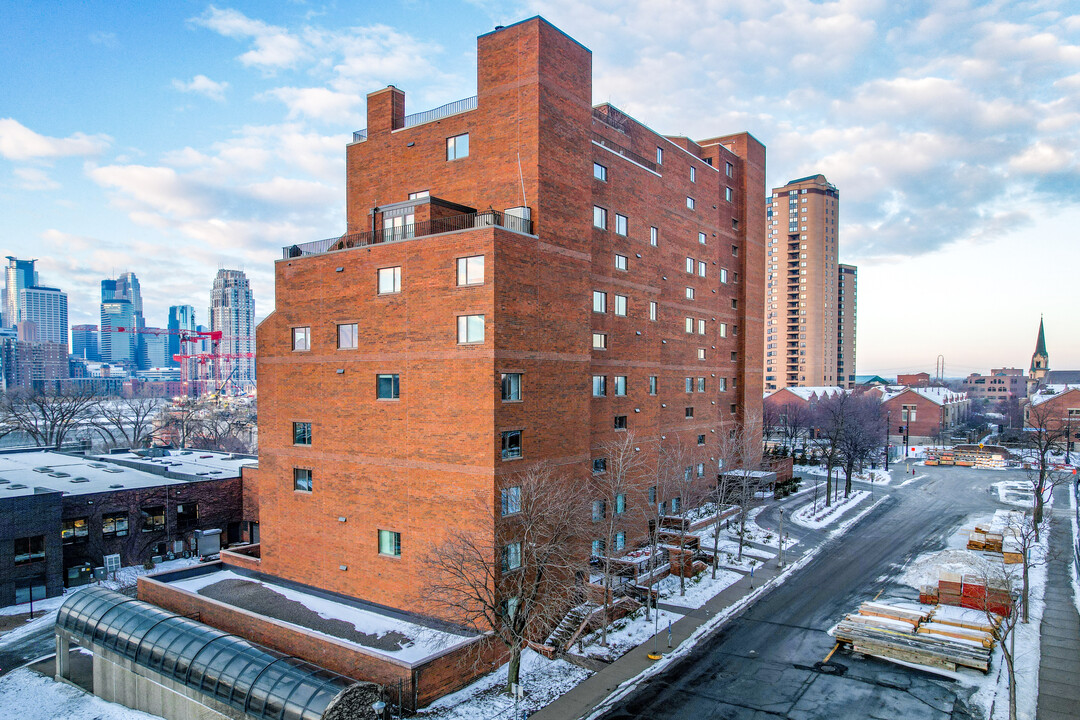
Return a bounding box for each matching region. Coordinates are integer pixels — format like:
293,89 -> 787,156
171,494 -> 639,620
593,332 -> 607,350
698,319 -> 706,335
685,257 -> 694,274
649,376 -> 657,395
593,291 -> 607,313
337,323 -> 358,350
685,407 -> 694,418
615,214 -> 628,236
698,232 -> 707,245
725,187 -> 734,202
613,376 -> 627,396
685,317 -> 694,334
592,499 -> 606,522
177,503 -> 198,531
698,434 -> 706,446
593,206 -> 608,229
650,226 -> 658,246
697,261 -> 706,277
614,494 -> 627,515
378,266 -> 401,294
697,377 -> 706,392
672,496 -> 682,513
686,197 -> 695,210
648,486 -> 657,504
60,517 -> 89,544
615,531 -> 626,550
615,254 -> 628,271
377,374 -> 400,400
457,255 -> 484,286
293,421 -> 312,445
408,190 -> 429,199
503,541 -> 522,571
649,301 -> 658,321
614,415 -> 627,429
726,161 -> 733,177
698,348 -> 706,360
593,457 -> 607,474
614,295 -> 627,316
501,430 -> 522,460
291,327 -> 310,351
719,323 -> 728,338
656,147 -> 664,164
593,375 -> 607,397
446,133 -> 469,160
594,162 -> 607,181
501,486 -> 522,516
501,373 -> 522,401
720,268 -> 728,283
685,377 -> 694,393
293,469 -> 313,492
140,507 -> 165,532
14,536 -> 45,565
102,513 -> 128,539
686,287 -> 695,300
690,166 -> 696,182
457,314 -> 485,344
379,529 -> 402,557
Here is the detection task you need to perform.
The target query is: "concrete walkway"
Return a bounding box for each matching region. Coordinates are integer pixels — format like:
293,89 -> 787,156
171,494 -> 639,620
1036,484 -> 1080,720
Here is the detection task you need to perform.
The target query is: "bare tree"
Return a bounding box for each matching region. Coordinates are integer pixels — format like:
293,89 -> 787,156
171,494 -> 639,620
762,401 -> 780,449
726,413 -> 765,563
422,462 -> 589,693
91,396 -> 165,450
778,402 -> 810,455
155,397 -> 257,452
157,397 -> 205,448
812,392 -> 853,507
708,425 -> 741,580
1000,511 -> 1052,623
837,394 -> 883,497
0,386 -> 102,449
973,558 -> 1023,720
1023,400 -> 1070,536
652,435 -> 713,596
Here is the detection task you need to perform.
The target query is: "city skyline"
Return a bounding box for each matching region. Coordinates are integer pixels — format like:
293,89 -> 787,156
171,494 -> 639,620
2,2 -> 1079,375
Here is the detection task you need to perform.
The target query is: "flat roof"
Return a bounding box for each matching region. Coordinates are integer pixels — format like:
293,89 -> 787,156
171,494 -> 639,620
0,450 -> 188,499
91,448 -> 254,481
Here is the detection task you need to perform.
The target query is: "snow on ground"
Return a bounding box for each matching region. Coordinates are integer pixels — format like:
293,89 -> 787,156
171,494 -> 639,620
993,480 -> 1052,509
897,548 -> 996,590
0,607 -> 59,650
725,506 -> 782,548
580,605 -> 685,662
791,490 -> 870,530
0,668 -> 164,720
657,567 -> 744,610
416,648 -> 590,720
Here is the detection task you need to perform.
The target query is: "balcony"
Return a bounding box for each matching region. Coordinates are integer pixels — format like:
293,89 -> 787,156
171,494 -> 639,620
351,95 -> 478,143
282,209 -> 533,259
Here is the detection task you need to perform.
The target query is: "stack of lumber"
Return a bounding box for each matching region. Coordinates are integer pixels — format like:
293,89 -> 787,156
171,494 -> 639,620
834,601 -> 992,672
984,533 -> 1003,553
967,532 -> 987,551
939,571 -> 963,606
919,585 -> 939,604
932,604 -> 1000,633
1003,539 -> 1023,564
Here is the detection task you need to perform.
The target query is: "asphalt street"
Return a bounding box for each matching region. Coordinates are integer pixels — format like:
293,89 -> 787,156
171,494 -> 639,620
0,616 -> 56,676
601,464 -> 1016,720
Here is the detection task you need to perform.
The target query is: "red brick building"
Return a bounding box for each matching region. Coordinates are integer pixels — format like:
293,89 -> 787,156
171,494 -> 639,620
896,372 -> 931,388
255,17 -> 765,620
1025,385 -> 1080,451
878,387 -> 971,444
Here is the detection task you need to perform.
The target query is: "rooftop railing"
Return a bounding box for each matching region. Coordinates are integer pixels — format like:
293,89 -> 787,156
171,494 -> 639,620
591,132 -> 658,172
282,209 -> 532,259
350,95 -> 478,144
592,104 -> 632,134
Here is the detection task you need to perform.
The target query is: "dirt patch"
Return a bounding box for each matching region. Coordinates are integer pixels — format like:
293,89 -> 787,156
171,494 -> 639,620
197,578 -> 414,653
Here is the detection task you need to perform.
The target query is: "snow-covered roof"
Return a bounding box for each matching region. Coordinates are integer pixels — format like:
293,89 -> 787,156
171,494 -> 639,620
767,386 -> 846,402
879,386 -> 968,406
1029,384 -> 1080,406
0,450 -> 188,499
90,448 -> 253,481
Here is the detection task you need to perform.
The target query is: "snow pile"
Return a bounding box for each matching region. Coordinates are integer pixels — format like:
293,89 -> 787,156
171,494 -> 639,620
416,649 -> 590,719
657,568 -> 744,610
0,668 -> 164,720
580,605 -> 684,661
993,480 -> 1049,509
896,549 -> 996,590
791,490 -> 870,529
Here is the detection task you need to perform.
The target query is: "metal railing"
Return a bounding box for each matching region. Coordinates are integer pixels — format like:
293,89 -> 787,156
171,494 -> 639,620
592,104 -> 632,134
282,210 -> 533,259
591,132 -> 657,172
350,95 -> 477,144
351,128 -> 367,143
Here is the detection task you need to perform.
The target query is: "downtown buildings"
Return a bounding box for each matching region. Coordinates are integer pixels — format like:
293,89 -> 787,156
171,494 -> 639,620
208,269 -> 256,391
763,175 -> 858,392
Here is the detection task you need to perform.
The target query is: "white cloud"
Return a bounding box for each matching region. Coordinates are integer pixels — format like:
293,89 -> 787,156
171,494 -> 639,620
89,163 -> 215,219
1009,141 -> 1075,174
263,87 -> 361,124
0,118 -> 110,161
191,6 -> 307,69
13,167 -> 60,190
172,74 -> 230,101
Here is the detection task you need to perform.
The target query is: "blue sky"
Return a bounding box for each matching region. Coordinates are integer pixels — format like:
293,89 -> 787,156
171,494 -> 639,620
2,1 -> 1079,376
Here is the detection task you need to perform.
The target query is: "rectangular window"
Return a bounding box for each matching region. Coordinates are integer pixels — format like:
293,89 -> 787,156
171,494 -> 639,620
648,486 -> 657,504
697,377 -> 706,392
446,133 -> 469,160
698,232 -> 707,245
503,541 -> 522,570
690,166 -> 696,182
293,468 -> 313,492
649,301 -> 657,321
457,314 -> 485,344
593,457 -> 607,474
615,531 -> 626,550
291,327 -> 310,351
725,187 -> 734,202
672,496 -> 682,513
591,539 -> 605,557
698,348 -> 706,360
650,226 -> 658,246
719,323 -> 728,338
457,255 -> 485,286
686,257 -> 694,273
593,291 -> 607,313
687,197 -> 695,210
501,486 -> 522,516
698,319 -> 706,335
615,213 -> 628,236
726,161 -> 733,177
649,376 -> 657,395
685,407 -> 694,418
592,499 -> 606,522
615,493 -> 626,514
593,375 -> 607,397
614,294 -> 627,316
685,317 -> 694,333
293,421 -> 312,445
378,266 -> 401,294
376,374 -> 400,400
61,517 -> 89,544
718,377 -> 727,391
615,254 -> 628,271
102,513 -> 128,538
593,205 -> 607,229
614,415 -> 627,429
337,323 -> 358,349
697,261 -> 706,277
408,190 -> 429,199
685,377 -> 693,393
593,332 -> 607,350
501,430 -> 522,460
501,373 -> 521,401
593,162 -> 607,181
177,503 -> 198,530
720,268 -> 728,283
379,529 -> 401,557
13,536 -> 45,565
656,147 -> 663,164
686,287 -> 695,300
697,434 -> 706,446
613,376 -> 627,396
140,507 -> 165,532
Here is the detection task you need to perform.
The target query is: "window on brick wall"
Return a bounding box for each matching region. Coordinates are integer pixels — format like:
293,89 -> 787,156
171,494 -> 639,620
377,374 -> 400,400
698,348 -> 706,360
337,323 -> 358,349
614,294 -> 627,316
593,291 -> 607,313
457,315 -> 485,344
614,376 -> 627,396
697,377 -> 706,392
62,517 -> 88,543
685,317 -> 694,333
726,161 -> 733,177
614,415 -> 627,430
690,166 -> 696,183
501,430 -> 522,460
593,375 -> 607,397
446,133 -> 469,160
650,226 -> 658,246
593,332 -> 607,350
379,529 -> 401,556
656,147 -> 664,164
615,213 -> 628,236
177,503 -> 198,530
720,268 -> 729,283
378,266 -> 401,295
291,327 -> 310,351
698,319 -> 706,335
501,373 -> 521,401
293,421 -> 312,445
102,513 -> 128,538
593,206 -> 607,229
593,162 -> 607,181
615,254 -> 628,271
725,187 -> 734,202
686,287 -> 695,300
698,232 -> 707,245
649,301 -> 657,321
457,256 -> 484,286
592,499 -> 606,522
501,486 -> 522,516
719,323 -> 727,338
293,469 -> 313,493
140,506 -> 165,531
698,434 -> 706,446
503,541 -> 522,570
685,407 -> 694,418
698,261 -> 706,277
687,197 -> 695,210
14,536 -> 45,565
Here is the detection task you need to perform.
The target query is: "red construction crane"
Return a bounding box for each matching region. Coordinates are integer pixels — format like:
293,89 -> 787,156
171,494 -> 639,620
115,327 -> 222,343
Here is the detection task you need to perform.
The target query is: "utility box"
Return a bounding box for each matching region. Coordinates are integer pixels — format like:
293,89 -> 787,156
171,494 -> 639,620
196,528 -> 222,557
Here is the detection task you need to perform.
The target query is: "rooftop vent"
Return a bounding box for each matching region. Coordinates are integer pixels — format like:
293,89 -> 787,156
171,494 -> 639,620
108,484 -> 124,489
8,484 -> 28,490
49,472 -> 71,478
70,477 -> 91,484
33,467 -> 52,473
103,468 -> 124,474
88,463 -> 108,468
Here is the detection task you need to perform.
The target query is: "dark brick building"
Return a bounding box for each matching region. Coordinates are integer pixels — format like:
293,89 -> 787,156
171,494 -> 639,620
256,17 -> 765,621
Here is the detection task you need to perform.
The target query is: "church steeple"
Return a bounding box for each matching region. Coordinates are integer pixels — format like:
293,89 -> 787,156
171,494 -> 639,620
1030,315 -> 1049,382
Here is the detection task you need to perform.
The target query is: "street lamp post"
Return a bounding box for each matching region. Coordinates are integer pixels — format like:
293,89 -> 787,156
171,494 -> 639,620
778,508 -> 785,569
1067,414 -> 1072,465
885,410 -> 891,471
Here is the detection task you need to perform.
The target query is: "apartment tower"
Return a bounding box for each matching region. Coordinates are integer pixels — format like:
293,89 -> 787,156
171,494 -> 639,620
209,269 -> 255,391
19,286 -> 68,347
3,257 -> 38,329
836,264 -> 857,389
764,174 -> 853,391
258,17 -> 765,619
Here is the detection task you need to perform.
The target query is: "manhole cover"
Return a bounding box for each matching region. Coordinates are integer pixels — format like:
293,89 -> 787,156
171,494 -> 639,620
814,661 -> 847,675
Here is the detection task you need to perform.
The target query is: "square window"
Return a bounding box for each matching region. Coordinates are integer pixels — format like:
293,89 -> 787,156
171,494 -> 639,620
685,407 -> 694,418
377,374 -> 400,400
293,468 -> 313,492
457,314 -> 485,344
650,226 -> 658,246
615,213 -> 628,236
13,536 -> 45,565
62,517 -> 89,543
614,415 -> 627,429
593,291 -> 607,313
378,266 -> 401,294
593,375 -> 607,397
501,486 -> 522,516
139,507 -> 165,532
501,430 -> 522,460
102,514 -> 128,539
501,373 -> 521,401
614,376 -> 627,396
593,162 -> 607,181
698,319 -> 706,335
687,197 -> 695,210
686,287 -> 695,300
698,232 -> 707,245
592,332 -> 607,350
593,206 -> 608,229
291,327 -> 310,351
685,317 -> 694,333
379,529 -> 401,556
337,323 -> 358,349
615,254 -> 628,271
614,294 -> 627,316
649,301 -> 657,321
446,133 -> 469,160
503,541 -> 522,570
457,256 -> 484,286
293,421 -> 312,445
649,376 -> 657,395
697,261 -> 706,277
593,457 -> 607,474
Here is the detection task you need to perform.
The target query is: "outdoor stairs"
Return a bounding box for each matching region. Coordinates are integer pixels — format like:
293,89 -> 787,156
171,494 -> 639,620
545,602 -> 599,651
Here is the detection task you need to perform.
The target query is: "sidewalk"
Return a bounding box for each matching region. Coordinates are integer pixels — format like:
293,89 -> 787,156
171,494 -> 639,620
1036,484 -> 1080,720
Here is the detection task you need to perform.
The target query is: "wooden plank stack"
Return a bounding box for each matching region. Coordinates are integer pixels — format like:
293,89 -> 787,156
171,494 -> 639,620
939,571 -> 963,606
919,585 -> 939,604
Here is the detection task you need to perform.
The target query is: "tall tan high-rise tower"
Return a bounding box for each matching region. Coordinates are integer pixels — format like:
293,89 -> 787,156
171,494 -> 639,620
764,174 -> 855,391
